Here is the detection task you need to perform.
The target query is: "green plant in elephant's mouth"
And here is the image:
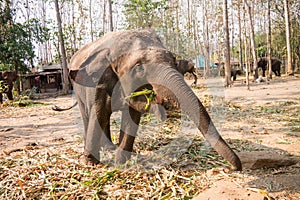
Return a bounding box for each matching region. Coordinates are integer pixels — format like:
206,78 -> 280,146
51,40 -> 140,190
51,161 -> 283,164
125,88 -> 156,110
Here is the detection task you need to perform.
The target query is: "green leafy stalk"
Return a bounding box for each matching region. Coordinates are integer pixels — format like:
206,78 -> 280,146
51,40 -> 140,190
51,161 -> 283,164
145,91 -> 155,110
125,88 -> 154,99
126,88 -> 156,110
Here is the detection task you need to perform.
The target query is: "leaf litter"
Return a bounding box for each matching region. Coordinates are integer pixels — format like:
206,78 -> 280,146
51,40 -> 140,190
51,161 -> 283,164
0,95 -> 241,199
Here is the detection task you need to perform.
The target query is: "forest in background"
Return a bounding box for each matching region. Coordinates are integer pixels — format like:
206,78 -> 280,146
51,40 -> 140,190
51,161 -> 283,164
1,0 -> 299,81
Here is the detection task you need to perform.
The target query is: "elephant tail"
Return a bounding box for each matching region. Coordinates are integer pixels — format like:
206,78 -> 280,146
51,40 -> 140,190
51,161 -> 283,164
52,101 -> 78,111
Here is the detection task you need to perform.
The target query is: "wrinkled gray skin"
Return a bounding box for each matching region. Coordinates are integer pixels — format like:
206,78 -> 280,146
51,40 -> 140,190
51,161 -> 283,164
69,29 -> 242,170
175,60 -> 197,85
0,71 -> 18,104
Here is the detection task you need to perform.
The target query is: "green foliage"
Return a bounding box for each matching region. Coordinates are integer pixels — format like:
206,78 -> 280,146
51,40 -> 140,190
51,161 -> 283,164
0,0 -> 49,73
0,22 -> 31,72
255,32 -> 268,57
124,0 -> 168,29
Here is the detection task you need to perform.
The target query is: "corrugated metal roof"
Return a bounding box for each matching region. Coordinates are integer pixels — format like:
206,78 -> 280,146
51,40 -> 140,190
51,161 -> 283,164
41,64 -> 62,71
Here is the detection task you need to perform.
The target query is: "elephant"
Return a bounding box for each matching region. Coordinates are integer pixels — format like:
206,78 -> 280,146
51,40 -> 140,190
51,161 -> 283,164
0,71 -> 18,104
67,29 -> 242,170
219,66 -> 242,82
231,69 -> 242,81
257,57 -> 281,77
175,59 -> 197,85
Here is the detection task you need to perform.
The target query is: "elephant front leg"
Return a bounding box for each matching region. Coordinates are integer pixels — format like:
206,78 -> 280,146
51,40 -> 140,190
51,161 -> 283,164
6,86 -> 13,100
115,107 -> 141,165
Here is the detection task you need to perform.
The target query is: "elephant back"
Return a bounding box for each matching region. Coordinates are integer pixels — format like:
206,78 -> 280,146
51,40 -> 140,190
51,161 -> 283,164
69,29 -> 166,72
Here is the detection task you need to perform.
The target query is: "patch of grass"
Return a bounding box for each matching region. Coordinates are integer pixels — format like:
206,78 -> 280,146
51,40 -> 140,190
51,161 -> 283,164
259,106 -> 282,113
278,101 -> 298,106
286,132 -> 300,137
289,126 -> 300,132
276,137 -> 293,144
2,96 -> 48,107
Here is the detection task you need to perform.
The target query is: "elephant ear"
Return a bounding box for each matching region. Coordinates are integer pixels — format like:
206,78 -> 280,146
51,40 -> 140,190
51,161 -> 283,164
174,60 -> 188,75
69,47 -> 111,87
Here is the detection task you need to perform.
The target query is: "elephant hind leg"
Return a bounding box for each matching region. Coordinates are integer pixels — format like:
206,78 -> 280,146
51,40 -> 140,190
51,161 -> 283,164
94,88 -> 115,151
6,89 -> 13,100
273,69 -> 280,76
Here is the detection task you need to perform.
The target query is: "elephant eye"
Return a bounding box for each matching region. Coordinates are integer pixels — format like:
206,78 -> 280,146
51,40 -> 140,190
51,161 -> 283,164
134,62 -> 145,77
135,62 -> 142,68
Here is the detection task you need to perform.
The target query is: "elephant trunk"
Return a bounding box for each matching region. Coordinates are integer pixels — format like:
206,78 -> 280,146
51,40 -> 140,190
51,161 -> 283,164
150,66 -> 242,171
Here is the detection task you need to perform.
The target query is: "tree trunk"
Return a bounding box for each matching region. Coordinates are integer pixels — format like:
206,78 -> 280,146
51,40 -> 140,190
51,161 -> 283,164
284,0 -> 294,75
108,0 -> 113,32
89,0 -> 94,41
238,0 -> 243,70
54,0 -> 70,93
223,0 -> 231,87
243,4 -> 250,90
175,0 -> 179,53
203,0 -> 210,77
102,0 -> 107,33
267,0 -> 272,79
71,0 -> 76,55
244,0 -> 258,80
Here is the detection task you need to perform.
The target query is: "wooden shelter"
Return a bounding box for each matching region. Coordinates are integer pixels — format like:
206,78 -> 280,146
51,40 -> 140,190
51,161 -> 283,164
20,64 -> 62,93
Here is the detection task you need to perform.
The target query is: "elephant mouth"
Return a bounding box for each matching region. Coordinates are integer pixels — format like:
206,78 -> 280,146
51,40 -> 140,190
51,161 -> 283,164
153,86 -> 180,111
154,94 -> 163,104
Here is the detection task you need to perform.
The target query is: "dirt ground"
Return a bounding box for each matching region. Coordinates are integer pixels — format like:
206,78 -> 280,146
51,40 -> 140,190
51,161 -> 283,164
0,74 -> 299,199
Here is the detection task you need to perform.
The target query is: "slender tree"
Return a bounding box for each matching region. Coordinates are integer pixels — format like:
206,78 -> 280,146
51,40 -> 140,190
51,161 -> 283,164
203,0 -> 210,77
284,0 -> 293,75
54,0 -> 70,93
71,0 -> 77,55
175,0 -> 179,53
243,3 -> 250,89
267,0 -> 272,79
244,0 -> 258,80
89,0 -> 94,41
102,0 -> 108,32
108,0 -> 113,31
223,0 -> 231,86
237,0 -> 243,70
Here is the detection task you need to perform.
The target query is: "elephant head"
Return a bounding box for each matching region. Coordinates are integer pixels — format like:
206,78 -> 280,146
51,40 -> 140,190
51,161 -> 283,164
175,59 -> 197,85
69,29 -> 242,170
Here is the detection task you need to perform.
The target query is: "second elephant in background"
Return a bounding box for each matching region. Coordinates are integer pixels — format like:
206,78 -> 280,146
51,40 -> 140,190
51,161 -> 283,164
175,59 -> 197,85
257,57 -> 282,77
